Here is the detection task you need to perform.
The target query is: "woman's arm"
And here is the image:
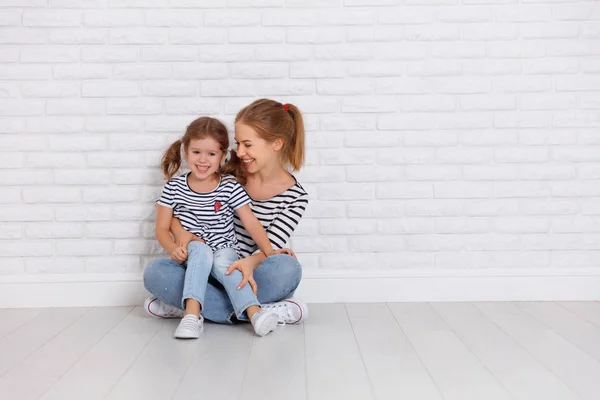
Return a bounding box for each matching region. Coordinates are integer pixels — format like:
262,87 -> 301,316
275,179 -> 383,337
262,195 -> 309,250
170,216 -> 204,247
236,204 -> 273,256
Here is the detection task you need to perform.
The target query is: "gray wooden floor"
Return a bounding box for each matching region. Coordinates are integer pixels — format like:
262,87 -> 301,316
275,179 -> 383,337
1,302 -> 599,400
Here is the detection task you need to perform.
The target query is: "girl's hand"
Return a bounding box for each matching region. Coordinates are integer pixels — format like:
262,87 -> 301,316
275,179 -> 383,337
226,258 -> 258,296
171,246 -> 188,264
271,248 -> 296,259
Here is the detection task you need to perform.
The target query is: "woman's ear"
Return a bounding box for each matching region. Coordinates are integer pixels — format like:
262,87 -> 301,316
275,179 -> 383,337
273,138 -> 284,152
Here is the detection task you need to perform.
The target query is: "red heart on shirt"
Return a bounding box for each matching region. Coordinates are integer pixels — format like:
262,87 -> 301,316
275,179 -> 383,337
214,201 -> 222,212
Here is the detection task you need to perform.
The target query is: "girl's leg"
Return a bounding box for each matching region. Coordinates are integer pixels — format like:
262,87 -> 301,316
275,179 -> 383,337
181,241 -> 213,313
210,248 -> 279,336
209,247 -> 259,319
175,241 -> 214,339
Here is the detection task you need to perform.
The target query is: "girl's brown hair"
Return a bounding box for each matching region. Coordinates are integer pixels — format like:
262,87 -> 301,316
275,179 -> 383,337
161,117 -> 229,180
222,99 -> 305,183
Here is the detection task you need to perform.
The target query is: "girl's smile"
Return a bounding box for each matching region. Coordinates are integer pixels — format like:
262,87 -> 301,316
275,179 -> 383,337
186,137 -> 225,183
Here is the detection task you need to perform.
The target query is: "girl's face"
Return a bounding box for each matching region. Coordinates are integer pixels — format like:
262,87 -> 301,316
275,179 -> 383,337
185,137 -> 225,181
234,123 -> 282,174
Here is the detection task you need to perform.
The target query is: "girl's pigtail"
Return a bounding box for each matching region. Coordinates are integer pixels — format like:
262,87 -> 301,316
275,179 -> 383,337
161,139 -> 183,180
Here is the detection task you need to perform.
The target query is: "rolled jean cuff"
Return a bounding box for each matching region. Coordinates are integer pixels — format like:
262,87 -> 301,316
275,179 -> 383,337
233,299 -> 260,320
181,294 -> 204,311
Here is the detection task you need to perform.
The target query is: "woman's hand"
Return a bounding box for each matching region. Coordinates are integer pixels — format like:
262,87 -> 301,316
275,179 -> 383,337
271,248 -> 296,259
170,217 -> 204,253
226,257 -> 259,296
173,229 -> 203,249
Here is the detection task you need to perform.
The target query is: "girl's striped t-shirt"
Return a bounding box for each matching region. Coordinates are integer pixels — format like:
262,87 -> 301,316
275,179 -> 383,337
234,178 -> 309,258
157,173 -> 250,252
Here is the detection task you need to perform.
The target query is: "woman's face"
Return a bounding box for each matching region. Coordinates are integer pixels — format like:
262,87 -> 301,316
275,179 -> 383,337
234,122 -> 282,174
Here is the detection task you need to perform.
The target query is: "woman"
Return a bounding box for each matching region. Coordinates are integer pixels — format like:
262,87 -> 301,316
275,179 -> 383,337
143,99 -> 309,327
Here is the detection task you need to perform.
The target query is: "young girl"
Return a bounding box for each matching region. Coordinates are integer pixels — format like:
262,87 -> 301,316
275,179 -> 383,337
154,116 -> 281,338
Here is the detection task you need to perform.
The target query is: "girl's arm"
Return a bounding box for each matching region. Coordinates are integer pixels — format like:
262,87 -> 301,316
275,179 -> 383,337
235,204 -> 274,256
156,204 -> 186,261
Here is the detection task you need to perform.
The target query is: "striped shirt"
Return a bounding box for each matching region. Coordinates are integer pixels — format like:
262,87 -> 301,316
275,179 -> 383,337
157,173 -> 251,252
234,178 -> 309,258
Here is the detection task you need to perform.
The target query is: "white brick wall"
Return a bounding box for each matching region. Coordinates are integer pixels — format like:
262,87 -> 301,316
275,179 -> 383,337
0,1 -> 599,276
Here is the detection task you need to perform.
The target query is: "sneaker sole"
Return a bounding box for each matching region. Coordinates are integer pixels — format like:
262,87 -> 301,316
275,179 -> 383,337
255,312 -> 278,337
174,330 -> 201,339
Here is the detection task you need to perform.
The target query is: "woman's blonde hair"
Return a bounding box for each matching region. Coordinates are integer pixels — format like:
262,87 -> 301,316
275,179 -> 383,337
222,98 -> 305,183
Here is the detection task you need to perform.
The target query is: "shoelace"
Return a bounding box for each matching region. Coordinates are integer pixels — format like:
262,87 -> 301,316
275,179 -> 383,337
265,303 -> 293,326
160,303 -> 184,318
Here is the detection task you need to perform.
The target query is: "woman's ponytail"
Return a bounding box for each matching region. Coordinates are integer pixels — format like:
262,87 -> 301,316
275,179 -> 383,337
284,103 -> 305,171
161,139 -> 183,180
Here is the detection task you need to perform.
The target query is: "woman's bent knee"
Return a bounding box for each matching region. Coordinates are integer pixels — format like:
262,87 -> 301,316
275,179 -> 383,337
279,254 -> 302,288
143,258 -> 166,289
263,254 -> 302,289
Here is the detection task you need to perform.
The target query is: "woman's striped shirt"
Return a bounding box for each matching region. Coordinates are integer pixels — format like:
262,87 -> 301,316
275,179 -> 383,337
157,173 -> 250,252
234,178 -> 309,258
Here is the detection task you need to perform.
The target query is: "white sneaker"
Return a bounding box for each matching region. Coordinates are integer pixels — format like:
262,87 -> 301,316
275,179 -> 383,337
250,309 -> 279,337
174,314 -> 204,339
144,297 -> 184,319
261,298 -> 308,325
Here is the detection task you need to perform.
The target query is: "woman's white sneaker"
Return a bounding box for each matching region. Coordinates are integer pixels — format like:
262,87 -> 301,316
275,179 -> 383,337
144,297 -> 184,319
174,314 -> 204,339
250,309 -> 279,337
261,298 -> 308,325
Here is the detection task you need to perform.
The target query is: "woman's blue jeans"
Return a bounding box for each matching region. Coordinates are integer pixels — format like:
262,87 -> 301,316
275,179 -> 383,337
143,242 -> 302,324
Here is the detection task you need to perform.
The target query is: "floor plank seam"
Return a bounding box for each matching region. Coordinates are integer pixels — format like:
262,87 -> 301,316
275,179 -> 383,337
385,302 -> 446,400
429,302 -> 516,400
104,308 -> 165,399
344,304 -> 378,400
473,303 -> 586,400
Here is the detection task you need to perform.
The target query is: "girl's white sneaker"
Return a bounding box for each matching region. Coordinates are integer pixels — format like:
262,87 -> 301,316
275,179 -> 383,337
174,314 -> 204,339
250,310 -> 279,337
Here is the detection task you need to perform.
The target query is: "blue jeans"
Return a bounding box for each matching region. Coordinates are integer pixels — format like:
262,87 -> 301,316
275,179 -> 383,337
180,241 -> 212,310
210,246 -> 261,319
144,245 -> 302,324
